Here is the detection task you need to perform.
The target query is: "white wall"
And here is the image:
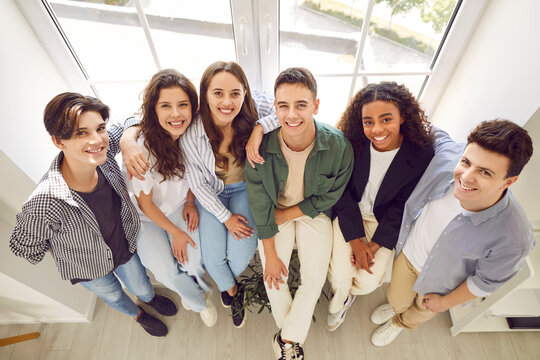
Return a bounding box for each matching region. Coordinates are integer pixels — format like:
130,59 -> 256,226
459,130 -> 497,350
431,0 -> 540,142
0,0 -> 96,324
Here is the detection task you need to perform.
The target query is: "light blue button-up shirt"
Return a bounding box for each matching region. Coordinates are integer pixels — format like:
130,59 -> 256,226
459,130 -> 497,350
396,129 -> 536,297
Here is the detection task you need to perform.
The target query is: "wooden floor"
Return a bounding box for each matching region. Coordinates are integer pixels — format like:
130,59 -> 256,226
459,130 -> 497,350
1,285 -> 539,360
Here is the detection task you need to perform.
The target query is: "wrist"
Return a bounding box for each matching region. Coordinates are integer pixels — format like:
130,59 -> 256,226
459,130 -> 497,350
185,200 -> 196,206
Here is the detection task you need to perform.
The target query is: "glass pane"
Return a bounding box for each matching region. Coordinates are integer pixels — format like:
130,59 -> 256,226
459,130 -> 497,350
141,1 -> 236,74
315,77 -> 354,127
365,0 -> 458,71
49,0 -> 157,83
280,0 -> 363,74
352,75 -> 427,99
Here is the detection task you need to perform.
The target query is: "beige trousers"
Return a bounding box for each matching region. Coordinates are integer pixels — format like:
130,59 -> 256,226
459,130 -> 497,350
328,216 -> 394,314
387,252 -> 436,329
259,214 -> 332,344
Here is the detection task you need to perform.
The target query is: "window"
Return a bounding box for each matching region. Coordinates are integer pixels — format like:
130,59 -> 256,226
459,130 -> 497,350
20,0 -> 486,123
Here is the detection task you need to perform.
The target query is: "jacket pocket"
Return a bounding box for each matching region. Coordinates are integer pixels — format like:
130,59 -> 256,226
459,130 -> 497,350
315,175 -> 336,195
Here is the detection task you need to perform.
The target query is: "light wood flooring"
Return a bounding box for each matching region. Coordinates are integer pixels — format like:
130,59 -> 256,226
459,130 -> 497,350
1,285 -> 539,360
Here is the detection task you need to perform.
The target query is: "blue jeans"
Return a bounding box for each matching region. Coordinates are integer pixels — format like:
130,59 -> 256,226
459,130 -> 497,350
197,181 -> 258,291
80,253 -> 154,317
136,207 -> 208,312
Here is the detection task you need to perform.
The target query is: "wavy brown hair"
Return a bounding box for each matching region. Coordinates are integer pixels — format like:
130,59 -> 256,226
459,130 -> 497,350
199,61 -> 258,171
336,82 -> 433,155
140,69 -> 198,181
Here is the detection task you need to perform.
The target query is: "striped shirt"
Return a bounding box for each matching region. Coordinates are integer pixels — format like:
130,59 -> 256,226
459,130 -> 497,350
10,123 -> 141,281
180,91 -> 279,223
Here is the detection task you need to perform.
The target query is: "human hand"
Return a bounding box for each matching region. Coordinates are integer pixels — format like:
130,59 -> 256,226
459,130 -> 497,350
182,202 -> 199,232
245,124 -> 265,168
224,214 -> 254,240
171,230 -> 196,265
263,255 -> 288,290
120,128 -> 148,181
350,238 -> 374,273
422,294 -> 449,313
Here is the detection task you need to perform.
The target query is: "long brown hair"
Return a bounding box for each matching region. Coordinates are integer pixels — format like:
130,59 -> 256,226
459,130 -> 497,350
140,69 -> 198,181
199,61 -> 258,170
337,81 -> 433,155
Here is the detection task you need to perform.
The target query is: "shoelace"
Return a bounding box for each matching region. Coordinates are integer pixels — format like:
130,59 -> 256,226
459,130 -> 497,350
283,343 -> 303,360
379,321 -> 399,338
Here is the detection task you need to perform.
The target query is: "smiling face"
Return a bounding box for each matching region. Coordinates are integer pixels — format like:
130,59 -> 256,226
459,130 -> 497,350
155,86 -> 192,141
453,142 -> 518,212
274,83 -> 319,150
361,100 -> 404,152
206,71 -> 245,127
53,110 -> 109,168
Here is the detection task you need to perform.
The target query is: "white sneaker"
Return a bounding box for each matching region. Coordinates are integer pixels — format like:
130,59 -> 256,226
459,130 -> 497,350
370,303 -> 396,325
326,294 -> 357,332
199,294 -> 218,327
371,319 -> 403,346
181,297 -> 191,311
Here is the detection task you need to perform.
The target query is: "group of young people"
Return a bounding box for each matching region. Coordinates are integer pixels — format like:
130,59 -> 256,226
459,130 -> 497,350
10,60 -> 535,360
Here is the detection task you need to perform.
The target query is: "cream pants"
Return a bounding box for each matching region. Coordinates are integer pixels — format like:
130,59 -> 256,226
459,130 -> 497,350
259,214 -> 332,344
328,216 -> 394,314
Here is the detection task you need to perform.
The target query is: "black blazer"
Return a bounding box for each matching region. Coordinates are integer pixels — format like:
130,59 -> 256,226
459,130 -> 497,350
333,137 -> 434,249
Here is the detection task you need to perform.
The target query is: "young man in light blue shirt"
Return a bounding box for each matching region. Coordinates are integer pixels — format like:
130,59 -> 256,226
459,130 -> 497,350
370,120 -> 535,346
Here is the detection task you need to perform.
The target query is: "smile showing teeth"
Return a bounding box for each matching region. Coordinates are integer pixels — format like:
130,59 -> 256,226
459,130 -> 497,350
460,180 -> 475,191
219,108 -> 233,114
169,120 -> 184,127
286,121 -> 302,127
373,135 -> 388,141
86,147 -> 103,153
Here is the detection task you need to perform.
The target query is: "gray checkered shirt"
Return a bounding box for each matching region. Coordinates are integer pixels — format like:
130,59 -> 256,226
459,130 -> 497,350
10,123 -> 141,281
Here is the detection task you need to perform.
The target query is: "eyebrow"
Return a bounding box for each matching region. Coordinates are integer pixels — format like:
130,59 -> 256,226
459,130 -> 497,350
462,156 -> 495,173
276,100 -> 309,105
211,87 -> 242,92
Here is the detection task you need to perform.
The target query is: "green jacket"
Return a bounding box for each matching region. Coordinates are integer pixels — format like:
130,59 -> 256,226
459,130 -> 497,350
245,121 -> 354,239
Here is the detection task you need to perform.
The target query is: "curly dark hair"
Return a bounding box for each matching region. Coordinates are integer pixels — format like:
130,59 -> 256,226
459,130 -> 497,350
199,61 -> 258,171
140,69 -> 198,181
336,82 -> 433,154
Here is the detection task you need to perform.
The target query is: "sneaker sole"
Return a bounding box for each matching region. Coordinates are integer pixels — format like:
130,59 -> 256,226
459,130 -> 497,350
326,296 -> 357,332
233,313 -> 246,329
220,296 -> 232,309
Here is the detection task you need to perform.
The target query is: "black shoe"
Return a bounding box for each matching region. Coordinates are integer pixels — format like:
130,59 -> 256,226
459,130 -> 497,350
144,294 -> 178,316
272,331 -> 304,360
136,307 -> 168,337
221,290 -> 233,308
231,282 -> 246,328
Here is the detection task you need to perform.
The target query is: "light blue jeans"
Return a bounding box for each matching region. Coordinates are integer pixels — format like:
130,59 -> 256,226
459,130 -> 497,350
80,253 -> 153,317
197,181 -> 258,292
136,207 -> 209,312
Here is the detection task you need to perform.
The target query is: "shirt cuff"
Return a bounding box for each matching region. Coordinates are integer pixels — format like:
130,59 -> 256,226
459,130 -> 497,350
215,208 -> 233,224
256,116 -> 280,134
256,224 -> 279,240
124,116 -> 141,130
298,198 -> 318,218
466,277 -> 492,297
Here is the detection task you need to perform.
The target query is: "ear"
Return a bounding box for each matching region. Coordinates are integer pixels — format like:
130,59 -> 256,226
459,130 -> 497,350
502,175 -> 519,189
51,136 -> 65,150
274,100 -> 278,112
313,98 -> 320,115
399,115 -> 405,125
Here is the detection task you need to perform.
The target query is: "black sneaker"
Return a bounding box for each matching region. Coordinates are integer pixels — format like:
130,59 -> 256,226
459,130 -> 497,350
135,307 -> 168,337
144,294 -> 178,316
231,282 -> 246,328
221,290 -> 233,308
272,331 -> 304,360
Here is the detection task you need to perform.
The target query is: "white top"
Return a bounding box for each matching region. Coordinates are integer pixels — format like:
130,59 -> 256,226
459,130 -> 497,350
402,186 -> 464,272
125,135 -> 189,222
359,143 -> 399,215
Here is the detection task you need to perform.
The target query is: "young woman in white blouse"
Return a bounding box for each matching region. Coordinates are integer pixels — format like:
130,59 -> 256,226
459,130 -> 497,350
125,69 -> 217,327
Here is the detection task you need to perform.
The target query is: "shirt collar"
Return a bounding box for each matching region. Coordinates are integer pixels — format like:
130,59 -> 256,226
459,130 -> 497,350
47,152 -> 79,206
456,184 -> 510,226
266,119 -> 328,154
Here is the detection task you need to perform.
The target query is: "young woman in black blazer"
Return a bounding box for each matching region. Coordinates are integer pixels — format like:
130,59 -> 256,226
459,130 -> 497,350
327,82 -> 434,331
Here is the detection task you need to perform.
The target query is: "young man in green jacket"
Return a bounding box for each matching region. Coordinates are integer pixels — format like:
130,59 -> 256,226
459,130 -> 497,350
245,67 -> 354,359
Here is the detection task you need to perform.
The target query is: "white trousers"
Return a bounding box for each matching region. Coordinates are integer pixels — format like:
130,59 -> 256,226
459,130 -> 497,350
328,216 -> 394,314
259,214 -> 332,344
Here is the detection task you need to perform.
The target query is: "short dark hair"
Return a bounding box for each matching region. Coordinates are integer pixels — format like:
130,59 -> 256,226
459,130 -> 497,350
44,92 -> 109,140
467,119 -> 533,177
274,67 -> 317,98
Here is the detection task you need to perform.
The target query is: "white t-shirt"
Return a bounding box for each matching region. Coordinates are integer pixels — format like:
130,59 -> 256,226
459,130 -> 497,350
359,143 -> 399,216
125,135 -> 190,222
402,186 -> 464,272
